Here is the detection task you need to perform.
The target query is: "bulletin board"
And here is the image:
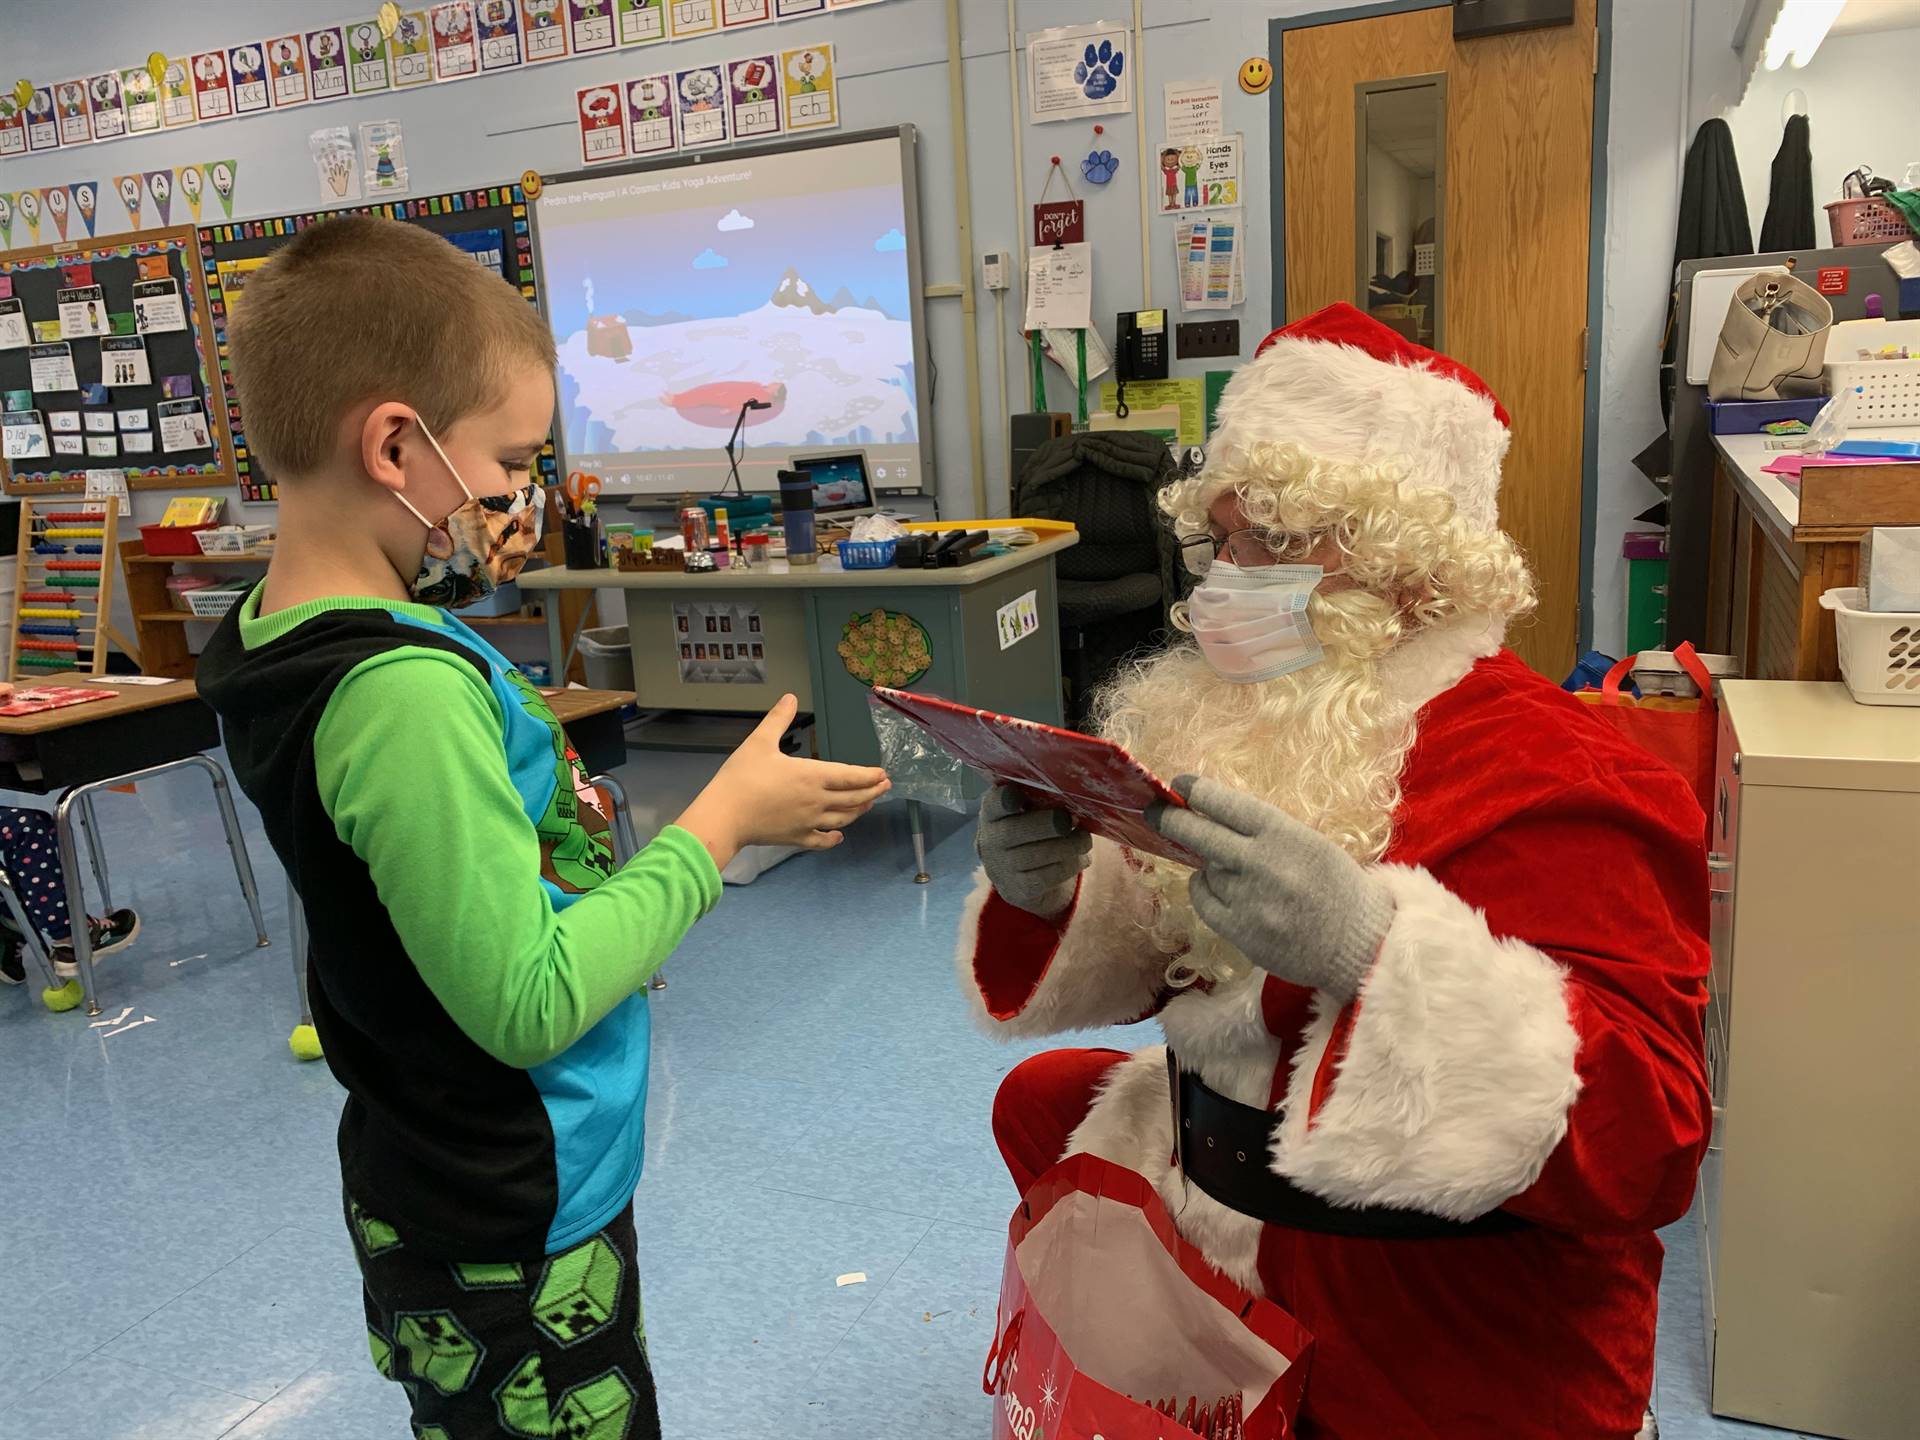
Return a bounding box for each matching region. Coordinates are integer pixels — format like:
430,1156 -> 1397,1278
0,225 -> 235,496
199,182 -> 553,504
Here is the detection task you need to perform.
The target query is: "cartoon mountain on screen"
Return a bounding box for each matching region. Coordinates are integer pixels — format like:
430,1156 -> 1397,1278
558,263 -> 918,454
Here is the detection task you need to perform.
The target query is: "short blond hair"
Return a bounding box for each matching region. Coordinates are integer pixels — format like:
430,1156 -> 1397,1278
228,215 -> 555,480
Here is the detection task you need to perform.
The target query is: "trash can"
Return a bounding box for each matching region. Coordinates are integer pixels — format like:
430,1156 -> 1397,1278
577,626 -> 635,692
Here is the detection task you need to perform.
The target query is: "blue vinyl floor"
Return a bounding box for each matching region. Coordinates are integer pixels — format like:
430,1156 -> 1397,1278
0,760 -> 1809,1439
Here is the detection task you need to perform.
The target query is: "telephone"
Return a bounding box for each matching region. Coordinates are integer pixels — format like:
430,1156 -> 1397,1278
1114,309 -> 1169,417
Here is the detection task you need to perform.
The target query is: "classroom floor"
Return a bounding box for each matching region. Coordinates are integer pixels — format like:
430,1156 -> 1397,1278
0,760 -> 1810,1439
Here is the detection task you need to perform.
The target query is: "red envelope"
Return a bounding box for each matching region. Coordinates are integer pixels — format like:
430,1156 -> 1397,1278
869,687 -> 1198,866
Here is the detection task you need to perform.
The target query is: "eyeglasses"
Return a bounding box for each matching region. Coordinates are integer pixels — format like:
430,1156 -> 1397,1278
1177,527 -> 1284,577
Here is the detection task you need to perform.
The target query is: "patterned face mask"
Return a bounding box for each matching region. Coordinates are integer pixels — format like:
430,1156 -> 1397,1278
394,419 -> 545,610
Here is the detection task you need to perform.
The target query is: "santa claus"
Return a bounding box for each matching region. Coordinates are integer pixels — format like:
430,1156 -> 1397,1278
962,304 -> 1711,1439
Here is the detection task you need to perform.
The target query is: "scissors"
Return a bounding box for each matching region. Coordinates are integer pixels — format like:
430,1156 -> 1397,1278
564,470 -> 603,513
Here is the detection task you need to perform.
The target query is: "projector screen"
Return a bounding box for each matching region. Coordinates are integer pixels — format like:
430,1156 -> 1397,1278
534,127 -> 930,497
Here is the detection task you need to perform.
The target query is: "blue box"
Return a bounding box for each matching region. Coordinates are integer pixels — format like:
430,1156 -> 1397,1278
1899,277 -> 1920,319
1706,397 -> 1829,434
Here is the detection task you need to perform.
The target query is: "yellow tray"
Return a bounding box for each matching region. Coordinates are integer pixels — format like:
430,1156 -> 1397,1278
899,517 -> 1076,537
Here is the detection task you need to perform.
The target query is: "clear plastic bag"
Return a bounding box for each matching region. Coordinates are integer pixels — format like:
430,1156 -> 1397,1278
867,693 -> 971,814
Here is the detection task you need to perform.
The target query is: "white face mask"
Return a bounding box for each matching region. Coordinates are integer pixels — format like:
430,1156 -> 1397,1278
1186,560 -> 1325,683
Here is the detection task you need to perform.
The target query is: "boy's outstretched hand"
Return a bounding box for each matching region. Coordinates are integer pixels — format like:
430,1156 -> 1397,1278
675,695 -> 890,869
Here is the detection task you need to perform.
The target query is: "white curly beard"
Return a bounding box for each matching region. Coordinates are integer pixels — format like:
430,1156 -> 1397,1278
1093,589 -> 1422,988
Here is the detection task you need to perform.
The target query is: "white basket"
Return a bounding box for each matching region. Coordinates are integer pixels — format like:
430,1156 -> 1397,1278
1818,587 -> 1920,706
1825,318 -> 1920,426
185,585 -> 247,619
194,524 -> 274,555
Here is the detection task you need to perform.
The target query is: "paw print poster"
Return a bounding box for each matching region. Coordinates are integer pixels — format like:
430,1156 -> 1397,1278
1027,22 -> 1131,123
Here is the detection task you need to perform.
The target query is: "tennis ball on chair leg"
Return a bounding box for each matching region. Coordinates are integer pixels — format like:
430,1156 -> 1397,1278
288,1023 -> 323,1061
42,980 -> 83,1013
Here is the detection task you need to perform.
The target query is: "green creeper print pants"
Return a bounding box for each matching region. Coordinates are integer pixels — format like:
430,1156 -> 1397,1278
347,1194 -> 661,1440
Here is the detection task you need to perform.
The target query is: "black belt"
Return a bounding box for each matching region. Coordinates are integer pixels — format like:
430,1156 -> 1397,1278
1168,1049 -> 1531,1241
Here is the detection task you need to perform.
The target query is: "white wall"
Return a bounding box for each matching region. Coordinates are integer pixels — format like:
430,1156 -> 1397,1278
1724,27 -> 1920,233
1366,144 -> 1414,275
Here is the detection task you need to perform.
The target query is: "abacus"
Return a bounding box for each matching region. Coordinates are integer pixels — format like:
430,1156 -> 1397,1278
8,499 -> 138,680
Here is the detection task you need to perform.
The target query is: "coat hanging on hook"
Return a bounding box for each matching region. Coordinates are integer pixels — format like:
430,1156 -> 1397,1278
1759,111 -> 1815,252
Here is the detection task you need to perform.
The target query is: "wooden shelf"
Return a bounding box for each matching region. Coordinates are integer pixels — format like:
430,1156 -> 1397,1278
137,611 -> 223,624
466,616 -> 544,627
125,551 -> 273,566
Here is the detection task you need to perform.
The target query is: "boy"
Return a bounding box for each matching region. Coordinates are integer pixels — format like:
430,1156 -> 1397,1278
198,216 -> 888,1438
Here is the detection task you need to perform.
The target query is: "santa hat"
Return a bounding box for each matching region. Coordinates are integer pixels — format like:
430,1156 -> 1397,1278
1210,303 -> 1511,534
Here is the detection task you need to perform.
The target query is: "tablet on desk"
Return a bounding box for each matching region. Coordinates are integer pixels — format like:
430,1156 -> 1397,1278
869,687 -> 1197,866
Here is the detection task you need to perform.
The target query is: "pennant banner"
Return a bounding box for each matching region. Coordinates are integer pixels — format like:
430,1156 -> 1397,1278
177,163 -> 205,223
43,186 -> 70,241
208,159 -> 238,219
0,193 -> 14,249
115,174 -> 145,228
144,169 -> 174,226
70,181 -> 99,238
17,189 -> 42,243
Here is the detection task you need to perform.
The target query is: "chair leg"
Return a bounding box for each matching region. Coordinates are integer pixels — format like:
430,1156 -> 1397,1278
590,772 -> 664,990
79,795 -> 111,910
908,800 -> 931,885
189,755 -> 269,948
52,793 -> 101,1016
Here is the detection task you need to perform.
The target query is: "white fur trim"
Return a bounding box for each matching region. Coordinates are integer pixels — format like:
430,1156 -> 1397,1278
1212,336 -> 1510,533
1067,1046 -> 1268,1295
954,840 -> 1173,1039
1375,613 -> 1504,712
1271,864 -> 1582,1220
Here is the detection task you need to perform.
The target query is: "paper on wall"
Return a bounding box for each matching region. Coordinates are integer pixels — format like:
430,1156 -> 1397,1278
156,398 -> 213,454
1027,22 -> 1132,123
85,469 -> 131,516
1176,210 -> 1243,312
619,0 -> 670,44
1162,80 -> 1221,146
626,74 -> 677,155
29,343 -> 79,393
781,44 -> 837,132
1158,134 -> 1241,214
1024,242 -> 1093,330
2,411 -> 50,460
1097,377 -> 1205,445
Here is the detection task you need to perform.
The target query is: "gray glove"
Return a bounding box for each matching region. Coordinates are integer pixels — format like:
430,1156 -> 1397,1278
976,785 -> 1092,918
1150,776 -> 1395,998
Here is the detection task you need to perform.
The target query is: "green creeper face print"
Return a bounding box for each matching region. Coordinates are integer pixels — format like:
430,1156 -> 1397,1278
533,1234 -> 624,1347
394,1310 -> 486,1395
503,669 -> 616,895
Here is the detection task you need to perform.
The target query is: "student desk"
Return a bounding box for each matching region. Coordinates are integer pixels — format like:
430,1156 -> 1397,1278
0,675 -> 268,1015
1706,426 -> 1920,679
542,685 -> 635,779
517,535 -> 1077,768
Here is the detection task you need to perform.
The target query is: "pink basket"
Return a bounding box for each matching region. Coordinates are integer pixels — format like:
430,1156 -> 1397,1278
1825,197 -> 1911,246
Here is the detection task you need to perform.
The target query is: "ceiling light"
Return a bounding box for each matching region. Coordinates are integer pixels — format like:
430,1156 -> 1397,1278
1762,0 -> 1845,71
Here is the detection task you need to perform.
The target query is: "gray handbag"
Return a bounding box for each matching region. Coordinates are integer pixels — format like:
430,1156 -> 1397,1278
1707,270 -> 1833,402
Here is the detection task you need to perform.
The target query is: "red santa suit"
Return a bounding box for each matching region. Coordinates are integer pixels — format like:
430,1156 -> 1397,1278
963,307 -> 1711,1440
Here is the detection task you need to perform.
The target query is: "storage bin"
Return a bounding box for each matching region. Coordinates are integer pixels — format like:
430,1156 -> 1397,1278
139,522 -> 213,556
1705,397 -> 1829,435
1823,197 -> 1910,246
1818,587 -> 1920,705
194,524 -> 274,555
1825,317 -> 1920,426
577,625 -> 635,692
166,573 -> 215,611
185,581 -> 251,619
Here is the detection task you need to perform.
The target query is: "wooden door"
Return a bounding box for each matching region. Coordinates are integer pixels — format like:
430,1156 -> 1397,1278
1282,1 -> 1596,678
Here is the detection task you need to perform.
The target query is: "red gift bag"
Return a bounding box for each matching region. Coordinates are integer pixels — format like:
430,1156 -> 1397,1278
983,1153 -> 1314,1440
1574,642 -> 1717,820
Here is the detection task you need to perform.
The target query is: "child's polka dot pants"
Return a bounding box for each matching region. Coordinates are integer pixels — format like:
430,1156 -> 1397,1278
0,807 -> 73,942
